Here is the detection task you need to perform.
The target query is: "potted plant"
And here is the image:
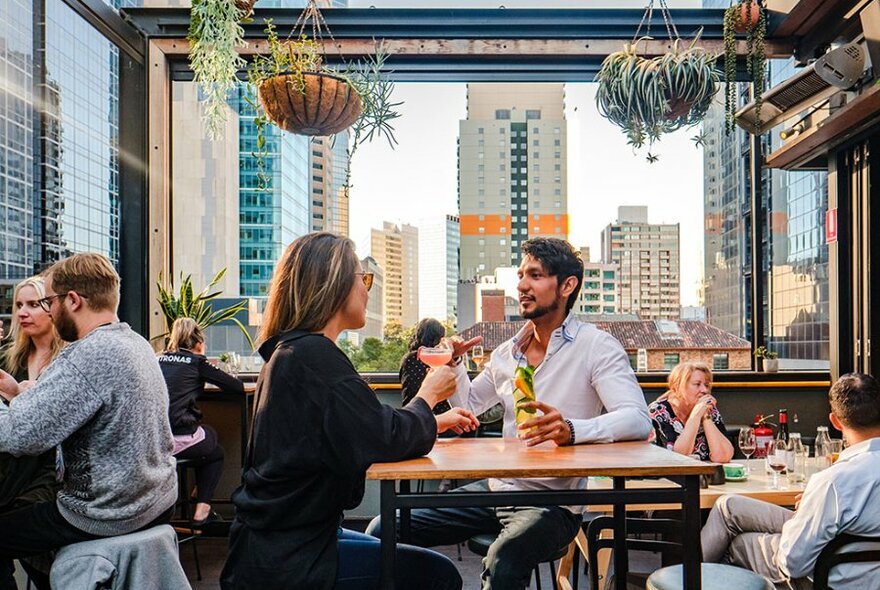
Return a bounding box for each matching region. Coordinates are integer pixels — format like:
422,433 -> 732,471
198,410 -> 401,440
723,0 -> 767,133
188,0 -> 255,139
246,2 -> 401,189
595,34 -> 719,160
156,268 -> 254,350
754,345 -> 779,372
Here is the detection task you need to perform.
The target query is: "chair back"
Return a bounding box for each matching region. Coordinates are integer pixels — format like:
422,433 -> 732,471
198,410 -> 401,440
813,533 -> 880,590
50,524 -> 191,590
586,515 -> 683,590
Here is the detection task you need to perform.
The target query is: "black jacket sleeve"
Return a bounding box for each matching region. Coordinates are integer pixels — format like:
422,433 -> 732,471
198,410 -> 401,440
198,356 -> 245,395
322,373 -> 437,477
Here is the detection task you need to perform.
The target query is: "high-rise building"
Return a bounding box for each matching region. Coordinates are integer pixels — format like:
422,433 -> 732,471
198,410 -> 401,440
577,247 -> 620,316
418,215 -> 460,326
371,222 -> 419,329
458,83 -> 569,280
1,0 -> 133,319
602,206 -> 681,320
236,87 -> 311,297
308,133 -> 350,235
170,82 -> 240,295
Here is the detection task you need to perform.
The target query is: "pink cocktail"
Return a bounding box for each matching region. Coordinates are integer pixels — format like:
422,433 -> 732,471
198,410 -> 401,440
419,347 -> 453,368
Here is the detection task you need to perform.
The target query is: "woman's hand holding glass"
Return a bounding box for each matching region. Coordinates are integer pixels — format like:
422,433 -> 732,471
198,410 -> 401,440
436,408 -> 480,435
414,365 -> 457,409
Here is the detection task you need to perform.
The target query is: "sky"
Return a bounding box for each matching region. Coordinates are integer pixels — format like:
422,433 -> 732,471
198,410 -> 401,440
346,0 -> 706,307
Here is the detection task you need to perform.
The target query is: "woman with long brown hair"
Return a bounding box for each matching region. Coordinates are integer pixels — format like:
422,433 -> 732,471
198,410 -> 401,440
221,233 -> 475,590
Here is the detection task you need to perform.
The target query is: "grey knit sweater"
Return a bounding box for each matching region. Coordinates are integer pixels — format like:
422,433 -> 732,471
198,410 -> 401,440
0,323 -> 177,536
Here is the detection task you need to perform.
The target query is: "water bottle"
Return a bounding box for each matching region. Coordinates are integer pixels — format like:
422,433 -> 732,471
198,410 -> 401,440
815,426 -> 832,470
786,433 -> 805,483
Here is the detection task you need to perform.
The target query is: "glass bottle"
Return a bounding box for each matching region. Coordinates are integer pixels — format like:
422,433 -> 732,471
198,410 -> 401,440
815,426 -> 832,470
786,433 -> 805,483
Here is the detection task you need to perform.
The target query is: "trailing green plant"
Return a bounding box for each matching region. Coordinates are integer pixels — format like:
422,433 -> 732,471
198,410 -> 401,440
188,0 -> 250,140
723,0 -> 767,134
595,34 -> 719,158
246,17 -> 401,190
156,268 -> 254,349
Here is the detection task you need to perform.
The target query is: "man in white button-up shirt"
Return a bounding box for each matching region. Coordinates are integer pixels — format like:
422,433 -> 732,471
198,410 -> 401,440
702,373 -> 880,589
368,238 -> 652,589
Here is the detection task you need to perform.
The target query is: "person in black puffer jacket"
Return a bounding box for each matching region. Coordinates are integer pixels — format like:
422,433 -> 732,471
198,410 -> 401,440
158,317 -> 244,525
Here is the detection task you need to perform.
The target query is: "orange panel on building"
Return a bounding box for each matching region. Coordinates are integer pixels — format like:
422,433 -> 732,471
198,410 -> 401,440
460,214 -> 511,236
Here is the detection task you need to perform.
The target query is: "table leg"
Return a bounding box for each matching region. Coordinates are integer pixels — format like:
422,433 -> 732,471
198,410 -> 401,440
400,480 -> 411,545
612,477 -> 628,590
682,475 -> 702,590
380,480 -> 396,590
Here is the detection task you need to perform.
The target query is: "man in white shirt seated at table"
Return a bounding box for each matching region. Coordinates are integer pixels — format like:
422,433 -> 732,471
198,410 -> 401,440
702,372 -> 880,590
367,237 -> 652,590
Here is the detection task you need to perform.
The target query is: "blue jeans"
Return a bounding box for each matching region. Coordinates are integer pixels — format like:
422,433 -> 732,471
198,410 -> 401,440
365,480 -> 582,590
335,529 -> 461,590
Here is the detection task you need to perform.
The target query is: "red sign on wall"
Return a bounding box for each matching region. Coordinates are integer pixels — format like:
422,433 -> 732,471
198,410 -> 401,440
826,208 -> 838,244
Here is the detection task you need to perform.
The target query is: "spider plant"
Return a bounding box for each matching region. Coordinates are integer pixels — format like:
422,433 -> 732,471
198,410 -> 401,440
595,35 -> 719,155
723,0 -> 767,134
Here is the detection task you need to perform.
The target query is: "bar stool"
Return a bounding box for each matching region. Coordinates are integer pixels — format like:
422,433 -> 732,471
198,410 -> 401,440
174,457 -> 202,581
467,532 -> 569,590
646,563 -> 773,590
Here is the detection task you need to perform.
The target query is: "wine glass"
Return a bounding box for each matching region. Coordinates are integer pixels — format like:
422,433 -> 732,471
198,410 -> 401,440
419,340 -> 453,368
738,427 -> 757,476
470,345 -> 485,370
767,439 -> 788,490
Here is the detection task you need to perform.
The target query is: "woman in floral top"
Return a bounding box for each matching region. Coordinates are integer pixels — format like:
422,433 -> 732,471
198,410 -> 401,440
649,362 -> 734,462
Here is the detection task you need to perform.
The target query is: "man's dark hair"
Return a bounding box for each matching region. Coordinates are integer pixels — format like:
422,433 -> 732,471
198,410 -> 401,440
521,238 -> 584,313
829,373 -> 880,430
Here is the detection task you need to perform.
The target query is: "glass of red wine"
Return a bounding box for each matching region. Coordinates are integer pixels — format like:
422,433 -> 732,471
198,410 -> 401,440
767,439 -> 787,490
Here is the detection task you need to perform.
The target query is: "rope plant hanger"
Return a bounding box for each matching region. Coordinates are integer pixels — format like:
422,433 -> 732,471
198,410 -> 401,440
595,0 -> 719,161
246,0 -> 401,189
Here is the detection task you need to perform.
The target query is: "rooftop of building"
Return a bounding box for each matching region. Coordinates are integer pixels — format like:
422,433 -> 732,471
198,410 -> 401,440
458,318 -> 751,351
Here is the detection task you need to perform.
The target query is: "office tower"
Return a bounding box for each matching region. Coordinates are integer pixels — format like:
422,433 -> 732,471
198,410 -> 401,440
359,256 -> 385,340
309,131 -> 351,235
458,83 -> 569,280
602,206 -> 681,320
578,248 -> 620,315
418,215 -> 460,326
1,0 -> 136,318
371,222 -> 419,329
170,82 -> 241,295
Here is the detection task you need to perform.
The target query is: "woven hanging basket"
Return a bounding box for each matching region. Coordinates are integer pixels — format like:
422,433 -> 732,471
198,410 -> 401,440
235,0 -> 256,17
258,72 -> 363,136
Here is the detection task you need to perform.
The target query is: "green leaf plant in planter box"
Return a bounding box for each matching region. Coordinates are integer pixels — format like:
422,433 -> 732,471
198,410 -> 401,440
723,0 -> 767,134
156,268 -> 254,350
595,1 -> 719,163
246,0 -> 401,191
188,0 -> 255,139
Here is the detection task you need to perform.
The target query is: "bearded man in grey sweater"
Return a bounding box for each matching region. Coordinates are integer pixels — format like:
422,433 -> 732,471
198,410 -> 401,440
0,253 -> 177,584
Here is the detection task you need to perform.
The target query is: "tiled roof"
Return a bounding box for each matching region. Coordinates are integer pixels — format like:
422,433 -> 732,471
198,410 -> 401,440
458,319 -> 750,351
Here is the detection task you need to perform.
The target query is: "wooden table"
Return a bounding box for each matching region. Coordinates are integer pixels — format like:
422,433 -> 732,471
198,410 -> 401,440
366,438 -> 715,590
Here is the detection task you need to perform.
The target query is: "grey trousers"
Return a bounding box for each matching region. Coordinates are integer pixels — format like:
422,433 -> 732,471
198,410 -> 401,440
364,480 -> 582,590
701,495 -> 812,590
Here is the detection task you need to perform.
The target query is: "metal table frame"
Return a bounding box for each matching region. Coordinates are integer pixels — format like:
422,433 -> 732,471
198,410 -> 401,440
378,475 -> 703,590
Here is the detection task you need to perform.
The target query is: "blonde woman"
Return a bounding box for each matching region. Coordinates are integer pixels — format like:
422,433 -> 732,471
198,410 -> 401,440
0,276 -> 63,590
649,362 -> 734,463
158,317 -> 244,526
221,232 -> 475,590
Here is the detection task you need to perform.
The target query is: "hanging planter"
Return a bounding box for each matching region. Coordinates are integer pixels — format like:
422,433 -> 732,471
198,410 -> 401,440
258,71 -> 362,136
723,0 -> 767,133
246,1 -> 401,190
595,28 -> 719,159
187,0 -> 254,139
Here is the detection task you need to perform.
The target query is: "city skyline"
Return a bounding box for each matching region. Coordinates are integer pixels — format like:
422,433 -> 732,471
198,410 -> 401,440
349,83 -> 706,307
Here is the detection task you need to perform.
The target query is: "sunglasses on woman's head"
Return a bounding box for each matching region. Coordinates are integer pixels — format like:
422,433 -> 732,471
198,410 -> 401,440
356,272 -> 374,292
